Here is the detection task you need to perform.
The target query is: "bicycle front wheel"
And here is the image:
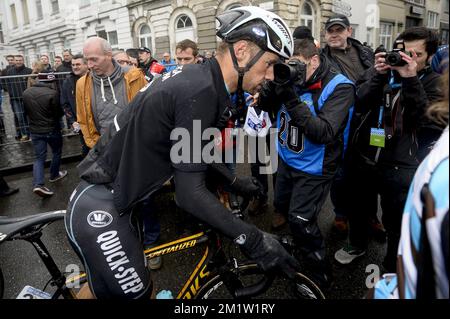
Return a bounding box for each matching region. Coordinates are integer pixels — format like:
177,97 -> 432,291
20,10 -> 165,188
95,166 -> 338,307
195,263 -> 325,299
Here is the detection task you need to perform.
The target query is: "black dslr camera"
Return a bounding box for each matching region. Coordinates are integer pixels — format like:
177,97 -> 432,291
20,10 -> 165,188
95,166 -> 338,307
385,40 -> 411,67
273,59 -> 307,86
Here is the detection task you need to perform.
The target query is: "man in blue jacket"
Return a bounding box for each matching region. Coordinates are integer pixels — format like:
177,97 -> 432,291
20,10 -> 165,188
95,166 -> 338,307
259,39 -> 355,288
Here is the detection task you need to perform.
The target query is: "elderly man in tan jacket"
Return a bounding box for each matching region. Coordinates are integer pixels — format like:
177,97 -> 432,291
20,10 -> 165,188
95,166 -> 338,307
76,37 -> 146,149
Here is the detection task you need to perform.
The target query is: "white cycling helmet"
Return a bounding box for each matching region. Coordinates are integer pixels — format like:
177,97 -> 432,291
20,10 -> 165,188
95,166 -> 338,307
216,6 -> 293,59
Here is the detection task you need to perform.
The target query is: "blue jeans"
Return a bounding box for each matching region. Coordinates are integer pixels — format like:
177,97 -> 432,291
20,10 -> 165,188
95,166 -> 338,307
31,130 -> 63,187
139,197 -> 161,246
11,99 -> 29,137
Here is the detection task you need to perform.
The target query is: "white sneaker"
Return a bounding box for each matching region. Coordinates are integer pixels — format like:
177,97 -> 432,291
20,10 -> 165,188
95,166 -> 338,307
33,186 -> 54,197
334,244 -> 366,265
49,170 -> 67,182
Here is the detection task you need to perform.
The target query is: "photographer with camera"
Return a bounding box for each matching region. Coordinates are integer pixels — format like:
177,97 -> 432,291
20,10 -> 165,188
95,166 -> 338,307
258,39 -> 355,288
334,27 -> 444,273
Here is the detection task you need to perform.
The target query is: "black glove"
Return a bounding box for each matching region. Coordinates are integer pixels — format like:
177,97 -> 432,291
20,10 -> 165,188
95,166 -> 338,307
277,83 -> 299,106
238,228 -> 301,279
230,176 -> 263,198
257,81 -> 280,113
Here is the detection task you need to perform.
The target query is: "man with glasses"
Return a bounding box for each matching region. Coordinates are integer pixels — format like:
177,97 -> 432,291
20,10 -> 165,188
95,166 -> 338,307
113,50 -> 132,68
160,52 -> 176,72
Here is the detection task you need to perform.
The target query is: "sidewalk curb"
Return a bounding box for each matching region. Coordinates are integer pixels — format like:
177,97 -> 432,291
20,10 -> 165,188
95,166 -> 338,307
0,153 -> 82,176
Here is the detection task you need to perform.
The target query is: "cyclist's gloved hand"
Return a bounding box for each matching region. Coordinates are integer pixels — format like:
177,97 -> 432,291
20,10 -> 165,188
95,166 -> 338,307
230,176 -> 263,198
237,228 -> 301,279
257,81 -> 280,112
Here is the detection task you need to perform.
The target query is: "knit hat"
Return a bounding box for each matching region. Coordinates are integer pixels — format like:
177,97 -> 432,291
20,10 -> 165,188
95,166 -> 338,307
293,26 -> 314,40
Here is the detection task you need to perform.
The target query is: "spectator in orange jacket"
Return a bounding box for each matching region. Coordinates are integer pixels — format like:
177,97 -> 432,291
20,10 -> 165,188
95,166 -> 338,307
76,37 -> 147,149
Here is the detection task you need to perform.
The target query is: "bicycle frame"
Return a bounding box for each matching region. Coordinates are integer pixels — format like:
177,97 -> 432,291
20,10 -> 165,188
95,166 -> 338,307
66,228 -> 230,299
4,223 -> 76,299
144,229 -> 228,299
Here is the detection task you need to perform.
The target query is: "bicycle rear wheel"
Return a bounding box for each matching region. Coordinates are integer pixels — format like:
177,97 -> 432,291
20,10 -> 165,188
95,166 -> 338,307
195,264 -> 325,299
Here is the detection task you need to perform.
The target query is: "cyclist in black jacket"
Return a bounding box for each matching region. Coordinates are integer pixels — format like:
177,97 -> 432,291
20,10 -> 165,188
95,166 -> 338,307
65,6 -> 300,299
334,27 -> 444,272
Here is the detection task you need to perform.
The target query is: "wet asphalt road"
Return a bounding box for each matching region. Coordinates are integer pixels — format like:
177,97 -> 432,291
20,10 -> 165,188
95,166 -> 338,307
0,160 -> 387,299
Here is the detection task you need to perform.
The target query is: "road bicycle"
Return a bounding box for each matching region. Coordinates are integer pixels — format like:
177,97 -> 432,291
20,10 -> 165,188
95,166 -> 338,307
0,197 -> 325,299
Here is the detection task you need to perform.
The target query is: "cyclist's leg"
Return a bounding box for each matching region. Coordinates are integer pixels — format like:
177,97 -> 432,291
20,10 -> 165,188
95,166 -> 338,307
65,180 -> 152,299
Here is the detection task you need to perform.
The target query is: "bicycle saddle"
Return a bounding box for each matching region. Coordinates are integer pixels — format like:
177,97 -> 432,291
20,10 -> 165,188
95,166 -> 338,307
0,210 -> 66,242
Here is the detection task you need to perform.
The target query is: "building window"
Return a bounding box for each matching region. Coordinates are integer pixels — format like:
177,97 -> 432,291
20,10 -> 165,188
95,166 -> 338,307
441,30 -> 449,45
36,0 -> 43,20
0,23 -> 4,43
108,31 -> 118,47
405,0 -> 425,6
51,0 -> 59,15
299,1 -> 315,38
138,24 -> 152,51
427,11 -> 439,29
366,27 -> 374,48
97,30 -> 107,40
80,0 -> 90,6
227,4 -> 242,10
10,4 -> 18,28
379,22 -> 394,50
351,24 -> 358,39
175,14 -> 195,43
22,0 -> 30,24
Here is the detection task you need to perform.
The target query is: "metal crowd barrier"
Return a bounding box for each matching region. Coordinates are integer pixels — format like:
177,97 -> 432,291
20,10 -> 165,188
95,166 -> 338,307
0,72 -> 71,146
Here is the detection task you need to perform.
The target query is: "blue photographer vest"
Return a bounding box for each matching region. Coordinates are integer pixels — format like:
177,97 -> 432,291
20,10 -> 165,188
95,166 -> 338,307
276,73 -> 354,176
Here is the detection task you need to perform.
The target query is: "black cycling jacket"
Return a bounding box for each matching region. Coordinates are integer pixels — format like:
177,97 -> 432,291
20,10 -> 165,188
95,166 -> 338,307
77,58 -> 259,242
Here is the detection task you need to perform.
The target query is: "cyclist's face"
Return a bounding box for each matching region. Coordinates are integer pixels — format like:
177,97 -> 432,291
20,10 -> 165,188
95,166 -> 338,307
243,51 -> 279,94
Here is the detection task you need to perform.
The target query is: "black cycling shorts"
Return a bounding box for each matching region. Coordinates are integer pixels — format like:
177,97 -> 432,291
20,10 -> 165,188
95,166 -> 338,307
65,180 -> 152,299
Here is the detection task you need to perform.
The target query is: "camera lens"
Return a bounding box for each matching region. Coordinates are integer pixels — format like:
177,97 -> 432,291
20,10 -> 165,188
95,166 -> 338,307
273,63 -> 291,85
386,52 -> 401,66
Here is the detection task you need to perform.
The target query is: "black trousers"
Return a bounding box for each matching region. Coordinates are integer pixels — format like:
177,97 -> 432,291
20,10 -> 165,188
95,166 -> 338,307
347,156 -> 416,271
274,158 -> 332,262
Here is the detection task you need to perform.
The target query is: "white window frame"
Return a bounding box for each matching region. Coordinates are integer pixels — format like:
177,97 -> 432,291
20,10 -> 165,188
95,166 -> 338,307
175,14 -> 195,44
0,23 -> 4,44
107,31 -> 118,48
379,22 -> 394,50
138,24 -> 153,52
36,0 -> 43,20
427,11 -> 439,29
10,4 -> 18,28
405,0 -> 425,6
299,1 -> 316,38
51,0 -> 59,15
22,0 -> 30,25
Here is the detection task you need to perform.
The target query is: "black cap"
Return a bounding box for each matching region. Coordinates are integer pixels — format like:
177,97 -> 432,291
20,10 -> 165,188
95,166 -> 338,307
293,26 -> 314,40
325,14 -> 350,31
137,47 -> 151,54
